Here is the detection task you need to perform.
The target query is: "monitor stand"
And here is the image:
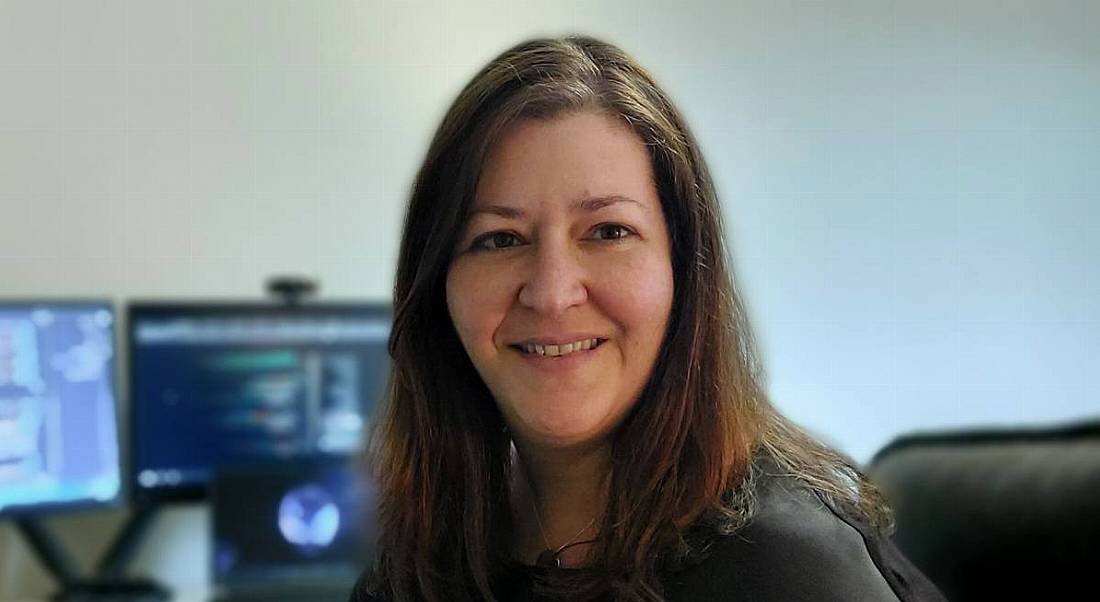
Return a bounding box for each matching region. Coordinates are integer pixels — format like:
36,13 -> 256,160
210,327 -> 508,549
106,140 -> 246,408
15,509 -> 170,602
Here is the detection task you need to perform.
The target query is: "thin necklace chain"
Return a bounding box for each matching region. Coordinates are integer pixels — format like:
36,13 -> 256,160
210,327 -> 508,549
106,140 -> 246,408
529,493 -> 597,556
514,449 -> 606,566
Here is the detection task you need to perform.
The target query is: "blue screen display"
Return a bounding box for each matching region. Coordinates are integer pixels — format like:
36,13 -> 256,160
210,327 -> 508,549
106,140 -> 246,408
129,305 -> 390,499
0,302 -> 121,515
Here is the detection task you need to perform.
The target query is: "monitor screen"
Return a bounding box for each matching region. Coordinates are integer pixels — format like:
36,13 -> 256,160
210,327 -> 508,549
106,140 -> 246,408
128,303 -> 390,501
0,301 -> 121,516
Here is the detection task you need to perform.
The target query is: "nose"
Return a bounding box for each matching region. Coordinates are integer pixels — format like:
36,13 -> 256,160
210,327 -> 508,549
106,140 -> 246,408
517,238 -> 588,318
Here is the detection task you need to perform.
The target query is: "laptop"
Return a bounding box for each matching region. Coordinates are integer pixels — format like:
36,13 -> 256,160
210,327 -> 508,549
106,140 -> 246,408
209,459 -> 375,602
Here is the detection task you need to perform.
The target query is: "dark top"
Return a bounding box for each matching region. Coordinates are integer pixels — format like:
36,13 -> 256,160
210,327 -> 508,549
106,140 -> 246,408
348,462 -> 946,601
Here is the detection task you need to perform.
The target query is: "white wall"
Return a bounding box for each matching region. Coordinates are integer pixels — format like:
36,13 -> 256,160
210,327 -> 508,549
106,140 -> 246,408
2,0 -> 1097,598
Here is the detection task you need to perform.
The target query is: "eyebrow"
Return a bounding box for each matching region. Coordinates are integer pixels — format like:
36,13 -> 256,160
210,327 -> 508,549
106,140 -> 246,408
469,194 -> 647,219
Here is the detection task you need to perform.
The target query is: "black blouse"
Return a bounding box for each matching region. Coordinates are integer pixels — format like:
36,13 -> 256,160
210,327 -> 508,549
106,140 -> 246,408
349,461 -> 946,601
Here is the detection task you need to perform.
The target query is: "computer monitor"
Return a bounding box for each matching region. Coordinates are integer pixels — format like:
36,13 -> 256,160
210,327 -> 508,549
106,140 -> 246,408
0,301 -> 122,516
128,302 -> 391,502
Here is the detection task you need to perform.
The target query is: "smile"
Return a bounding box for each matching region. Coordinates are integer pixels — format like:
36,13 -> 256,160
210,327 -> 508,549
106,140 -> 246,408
511,338 -> 606,357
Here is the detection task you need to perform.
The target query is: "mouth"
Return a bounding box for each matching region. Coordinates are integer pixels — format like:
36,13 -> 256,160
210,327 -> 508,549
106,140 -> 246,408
509,338 -> 607,358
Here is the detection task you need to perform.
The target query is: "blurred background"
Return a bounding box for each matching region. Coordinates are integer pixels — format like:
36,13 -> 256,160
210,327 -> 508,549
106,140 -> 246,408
0,0 -> 1097,599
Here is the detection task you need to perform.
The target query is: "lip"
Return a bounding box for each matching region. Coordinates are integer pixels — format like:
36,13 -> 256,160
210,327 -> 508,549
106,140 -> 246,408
510,338 -> 605,371
512,341 -> 607,369
509,333 -> 608,347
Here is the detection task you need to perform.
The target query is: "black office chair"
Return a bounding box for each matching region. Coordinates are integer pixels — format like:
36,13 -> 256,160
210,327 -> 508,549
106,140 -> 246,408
867,420 -> 1100,601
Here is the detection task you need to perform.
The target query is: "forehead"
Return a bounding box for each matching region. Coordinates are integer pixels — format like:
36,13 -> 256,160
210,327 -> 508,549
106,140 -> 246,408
474,111 -> 659,213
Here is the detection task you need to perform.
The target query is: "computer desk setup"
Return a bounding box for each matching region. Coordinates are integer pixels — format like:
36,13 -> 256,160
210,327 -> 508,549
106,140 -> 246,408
1,297 -> 390,602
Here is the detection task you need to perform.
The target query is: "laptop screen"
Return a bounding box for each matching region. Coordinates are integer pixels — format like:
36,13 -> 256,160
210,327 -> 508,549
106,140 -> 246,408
211,458 -> 375,588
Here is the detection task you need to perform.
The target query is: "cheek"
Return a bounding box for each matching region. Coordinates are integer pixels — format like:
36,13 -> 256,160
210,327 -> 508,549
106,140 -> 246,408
445,263 -> 511,352
595,251 -> 674,341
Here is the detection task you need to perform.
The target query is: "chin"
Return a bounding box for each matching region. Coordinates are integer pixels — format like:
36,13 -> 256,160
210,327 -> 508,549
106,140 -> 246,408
512,408 -> 621,451
528,429 -> 602,450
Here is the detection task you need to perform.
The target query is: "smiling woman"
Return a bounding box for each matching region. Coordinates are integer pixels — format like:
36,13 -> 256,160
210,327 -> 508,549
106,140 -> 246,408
350,36 -> 946,602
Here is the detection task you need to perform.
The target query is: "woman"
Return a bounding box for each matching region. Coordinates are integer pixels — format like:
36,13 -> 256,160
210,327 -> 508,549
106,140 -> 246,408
350,36 -> 945,602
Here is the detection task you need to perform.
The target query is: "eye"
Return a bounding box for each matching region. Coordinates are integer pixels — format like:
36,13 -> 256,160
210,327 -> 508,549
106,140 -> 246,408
470,231 -> 524,252
591,223 -> 635,241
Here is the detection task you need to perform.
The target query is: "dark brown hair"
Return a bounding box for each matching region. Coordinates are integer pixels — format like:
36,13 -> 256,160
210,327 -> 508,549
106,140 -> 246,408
366,35 -> 891,602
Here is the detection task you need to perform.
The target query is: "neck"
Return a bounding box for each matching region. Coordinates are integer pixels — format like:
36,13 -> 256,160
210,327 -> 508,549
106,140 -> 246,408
510,439 -> 610,566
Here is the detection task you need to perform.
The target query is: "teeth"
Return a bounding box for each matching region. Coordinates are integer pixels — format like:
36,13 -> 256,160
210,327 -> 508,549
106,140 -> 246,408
521,338 -> 600,357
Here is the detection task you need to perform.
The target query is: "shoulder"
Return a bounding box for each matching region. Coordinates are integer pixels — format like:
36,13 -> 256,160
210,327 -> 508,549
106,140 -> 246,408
664,467 -> 946,602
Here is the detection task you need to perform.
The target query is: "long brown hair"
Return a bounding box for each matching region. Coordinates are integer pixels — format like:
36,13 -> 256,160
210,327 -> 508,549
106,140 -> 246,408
366,35 -> 892,602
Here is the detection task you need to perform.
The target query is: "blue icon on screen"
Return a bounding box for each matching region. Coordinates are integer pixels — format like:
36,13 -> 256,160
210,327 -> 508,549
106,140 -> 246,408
276,483 -> 341,554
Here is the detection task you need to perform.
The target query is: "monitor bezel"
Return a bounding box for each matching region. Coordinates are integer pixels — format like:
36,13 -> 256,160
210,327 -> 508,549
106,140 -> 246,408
126,300 -> 391,504
0,299 -> 124,518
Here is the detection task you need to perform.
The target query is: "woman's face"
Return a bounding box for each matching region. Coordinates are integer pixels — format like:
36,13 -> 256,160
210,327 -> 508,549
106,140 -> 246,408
445,110 -> 674,450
